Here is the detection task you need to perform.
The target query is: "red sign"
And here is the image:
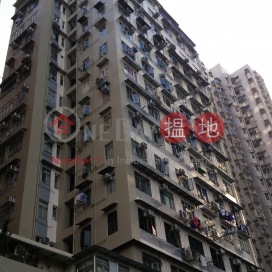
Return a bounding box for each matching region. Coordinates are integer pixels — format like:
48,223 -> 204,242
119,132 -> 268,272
160,113 -> 191,143
193,112 -> 224,143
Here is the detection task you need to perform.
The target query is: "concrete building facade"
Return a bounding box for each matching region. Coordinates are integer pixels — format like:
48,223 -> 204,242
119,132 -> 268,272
0,0 -> 261,271
210,64 -> 272,272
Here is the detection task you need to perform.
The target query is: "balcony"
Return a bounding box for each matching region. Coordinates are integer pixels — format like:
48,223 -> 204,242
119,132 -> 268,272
153,33 -> 167,50
118,0 -> 134,15
131,157 -> 203,206
142,64 -> 160,88
77,9 -> 88,24
0,91 -> 28,122
122,47 -> 141,71
77,25 -> 91,43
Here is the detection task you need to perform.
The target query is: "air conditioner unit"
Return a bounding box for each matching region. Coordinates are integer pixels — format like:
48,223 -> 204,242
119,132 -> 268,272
160,183 -> 169,192
100,84 -> 110,93
7,165 -> 18,172
148,100 -> 156,108
162,158 -> 169,164
211,201 -> 220,211
144,209 -> 155,218
11,42 -> 19,49
41,236 -> 50,245
182,248 -> 194,261
21,84 -> 29,91
138,142 -> 147,150
141,56 -> 149,65
141,25 -> 150,33
152,12 -> 160,19
232,259 -> 241,265
171,224 -> 181,232
11,112 -> 21,120
27,27 -> 35,34
23,53 -> 31,60
7,196 -> 15,203
133,111 -> 142,120
179,210 -> 188,220
218,249 -> 225,255
102,173 -> 113,183
176,168 -> 185,177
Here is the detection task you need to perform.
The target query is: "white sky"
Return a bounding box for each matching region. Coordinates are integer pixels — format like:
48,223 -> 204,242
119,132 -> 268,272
1,0 -> 272,92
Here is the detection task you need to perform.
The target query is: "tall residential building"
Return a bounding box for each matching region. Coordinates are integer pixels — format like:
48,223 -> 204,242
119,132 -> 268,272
210,64 -> 272,272
0,0 -> 260,271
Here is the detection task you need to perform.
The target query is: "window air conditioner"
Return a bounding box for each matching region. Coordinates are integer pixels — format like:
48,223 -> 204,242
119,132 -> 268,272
160,183 -> 169,192
171,224 -> 181,232
7,196 -> 15,203
41,236 -> 50,245
102,173 -> 113,183
133,111 -> 142,120
7,165 -> 18,172
144,209 -> 155,218
138,142 -> 147,149
100,84 -> 110,93
11,112 -> 21,120
22,84 -> 29,91
232,259 -> 241,265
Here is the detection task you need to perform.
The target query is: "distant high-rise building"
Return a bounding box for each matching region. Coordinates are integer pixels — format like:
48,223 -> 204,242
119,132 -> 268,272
210,64 -> 272,272
0,0 -> 262,271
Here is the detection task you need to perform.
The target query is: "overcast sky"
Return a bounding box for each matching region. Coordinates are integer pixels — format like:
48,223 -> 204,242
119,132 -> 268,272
1,0 -> 272,92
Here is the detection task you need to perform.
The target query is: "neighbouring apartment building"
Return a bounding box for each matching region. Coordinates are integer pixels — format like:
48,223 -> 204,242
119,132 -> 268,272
0,0 -> 263,272
209,64 -> 272,272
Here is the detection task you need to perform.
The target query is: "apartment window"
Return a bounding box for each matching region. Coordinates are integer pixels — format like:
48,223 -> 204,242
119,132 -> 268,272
238,236 -> 250,253
42,167 -> 51,186
135,172 -> 151,196
264,193 -> 270,200
142,253 -> 161,271
59,95 -> 63,107
82,21 -> 89,32
124,63 -> 137,82
154,155 -> 169,175
138,208 -> 156,235
82,39 -> 89,50
171,266 -> 186,272
163,96 -> 172,109
139,40 -> 151,54
264,119 -> 271,127
188,235 -> 204,258
8,137 -> 23,157
210,247 -> 225,270
103,111 -> 112,131
61,37 -> 64,47
54,174 -> 59,189
120,23 -> 132,38
129,111 -> 144,133
38,200 -> 48,220
44,138 -> 52,154
99,24 -> 106,37
83,58 -> 91,71
52,205 -> 57,220
98,6 -> 105,18
52,30 -> 59,42
59,75 -> 64,86
108,211 -> 118,235
81,226 -> 91,249
49,67 -> 57,81
107,172 -> 116,195
105,142 -> 113,160
127,86 -> 140,105
148,106 -> 160,120
131,139 -> 147,161
99,43 -> 108,57
145,81 -> 156,96
160,190 -> 175,210
196,184 -> 209,202
164,222 -> 180,247
62,6 -> 66,14
151,126 -> 164,145
51,47 -> 58,61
